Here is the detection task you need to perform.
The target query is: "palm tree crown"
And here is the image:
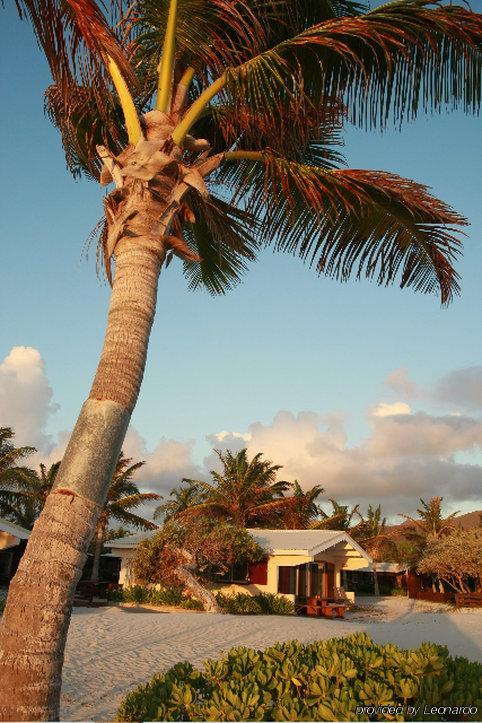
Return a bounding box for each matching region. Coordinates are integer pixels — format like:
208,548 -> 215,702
0,427 -> 37,527
178,448 -> 293,527
14,0 -> 482,301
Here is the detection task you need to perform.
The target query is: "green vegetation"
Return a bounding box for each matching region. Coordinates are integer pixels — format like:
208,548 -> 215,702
214,592 -> 295,616
111,585 -> 204,610
112,586 -> 294,615
117,633 -> 481,721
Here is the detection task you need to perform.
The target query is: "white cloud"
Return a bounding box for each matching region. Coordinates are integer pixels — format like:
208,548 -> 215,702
372,402 -> 411,418
234,409 -> 482,516
0,346 -> 58,452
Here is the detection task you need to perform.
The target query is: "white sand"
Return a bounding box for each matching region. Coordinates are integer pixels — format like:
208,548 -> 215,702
61,596 -> 482,721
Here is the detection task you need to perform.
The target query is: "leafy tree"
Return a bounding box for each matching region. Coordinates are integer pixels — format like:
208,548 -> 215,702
153,480 -> 204,522
417,529 -> 482,593
0,462 -> 60,530
312,499 -> 360,531
2,0 -> 482,716
180,449 -> 293,527
400,496 -> 460,563
0,427 -> 37,523
90,453 -> 161,580
131,517 -> 263,612
279,481 -> 325,529
352,504 -> 395,596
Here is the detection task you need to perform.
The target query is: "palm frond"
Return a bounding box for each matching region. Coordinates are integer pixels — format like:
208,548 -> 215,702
220,154 -> 464,305
224,2 -> 482,130
180,194 -> 258,295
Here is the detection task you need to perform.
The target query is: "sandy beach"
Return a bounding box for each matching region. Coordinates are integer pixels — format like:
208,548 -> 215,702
60,596 -> 482,721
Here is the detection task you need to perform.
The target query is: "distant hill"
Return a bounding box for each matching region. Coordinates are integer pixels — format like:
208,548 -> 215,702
385,509 -> 482,540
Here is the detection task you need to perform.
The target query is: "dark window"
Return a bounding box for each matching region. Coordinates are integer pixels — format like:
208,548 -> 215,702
212,563 -> 249,584
278,566 -> 296,594
248,559 -> 268,585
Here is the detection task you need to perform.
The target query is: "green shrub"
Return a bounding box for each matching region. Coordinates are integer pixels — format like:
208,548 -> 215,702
390,588 -> 408,597
114,585 -> 192,607
180,598 -> 204,610
117,633 -> 482,722
215,592 -> 294,616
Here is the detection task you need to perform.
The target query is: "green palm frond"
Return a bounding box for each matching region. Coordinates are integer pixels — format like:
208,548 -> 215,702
220,154 -> 464,305
224,2 -> 482,130
181,194 -> 258,295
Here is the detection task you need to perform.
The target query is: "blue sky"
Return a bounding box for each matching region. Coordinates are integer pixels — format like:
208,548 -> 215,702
1,2 -> 481,518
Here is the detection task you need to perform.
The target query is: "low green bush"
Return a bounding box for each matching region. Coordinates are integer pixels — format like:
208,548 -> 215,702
390,588 -> 408,597
215,591 -> 294,616
117,633 -> 481,722
113,585 -> 195,607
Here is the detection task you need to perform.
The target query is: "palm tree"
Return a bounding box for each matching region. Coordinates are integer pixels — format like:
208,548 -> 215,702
312,499 -> 360,531
153,480 -> 204,522
0,461 -> 60,530
280,481 -> 325,529
0,427 -> 37,523
179,448 -> 292,527
90,453 -> 160,580
400,496 -> 460,544
399,496 -> 460,591
352,504 -> 393,596
2,0 -> 482,716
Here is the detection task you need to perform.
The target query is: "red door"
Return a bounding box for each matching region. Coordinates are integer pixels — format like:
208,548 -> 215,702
324,563 -> 335,598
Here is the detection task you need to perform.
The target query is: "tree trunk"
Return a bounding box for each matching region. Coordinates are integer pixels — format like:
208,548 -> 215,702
0,238 -> 164,721
175,565 -> 222,614
373,568 -> 380,597
90,520 -> 106,582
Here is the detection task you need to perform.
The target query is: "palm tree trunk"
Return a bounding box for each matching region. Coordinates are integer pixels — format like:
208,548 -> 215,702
174,565 -> 221,613
90,520 -> 106,582
0,237 -> 164,721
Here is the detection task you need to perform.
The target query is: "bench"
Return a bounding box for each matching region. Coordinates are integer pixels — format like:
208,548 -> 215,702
321,603 -> 345,619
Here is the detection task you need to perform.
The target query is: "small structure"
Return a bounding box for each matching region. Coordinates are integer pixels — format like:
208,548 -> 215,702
0,518 -> 30,584
108,527 -> 371,605
345,562 -> 406,595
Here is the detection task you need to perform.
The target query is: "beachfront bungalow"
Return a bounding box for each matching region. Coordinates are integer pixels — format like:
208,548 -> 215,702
0,518 -> 30,584
108,528 -> 372,604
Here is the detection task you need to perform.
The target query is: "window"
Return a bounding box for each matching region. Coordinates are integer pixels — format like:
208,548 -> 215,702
278,566 -> 296,594
212,563 -> 249,584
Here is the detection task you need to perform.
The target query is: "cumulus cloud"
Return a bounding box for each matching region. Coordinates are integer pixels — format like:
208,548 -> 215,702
432,366 -> 482,412
384,367 -> 418,398
217,409 -> 482,517
0,346 -> 58,452
372,402 -> 411,417
122,427 -> 202,497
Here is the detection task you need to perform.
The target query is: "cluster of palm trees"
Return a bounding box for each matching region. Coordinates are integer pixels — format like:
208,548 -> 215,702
3,427 -> 460,587
0,426 -> 160,580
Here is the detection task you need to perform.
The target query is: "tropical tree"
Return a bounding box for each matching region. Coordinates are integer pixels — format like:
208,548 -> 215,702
280,481 -> 325,529
0,427 -> 37,523
417,528 -> 482,594
400,496 -> 460,548
131,517 -> 263,612
153,479 -> 204,522
312,499 -> 360,530
0,461 -> 60,530
2,0 -> 482,716
179,449 -> 293,527
352,504 -> 394,596
90,453 -> 160,580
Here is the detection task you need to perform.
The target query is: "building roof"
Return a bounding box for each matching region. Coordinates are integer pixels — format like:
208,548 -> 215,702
107,527 -> 371,564
0,518 -> 31,540
246,528 -> 371,561
355,562 -> 403,574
